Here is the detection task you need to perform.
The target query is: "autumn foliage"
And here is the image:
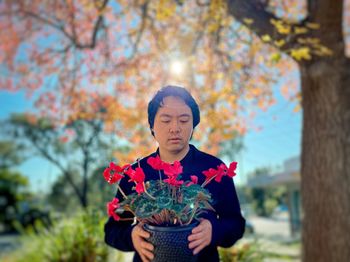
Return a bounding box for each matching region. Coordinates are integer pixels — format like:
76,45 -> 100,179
0,0 -> 300,159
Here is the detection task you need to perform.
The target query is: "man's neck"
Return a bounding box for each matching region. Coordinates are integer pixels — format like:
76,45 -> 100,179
159,145 -> 190,163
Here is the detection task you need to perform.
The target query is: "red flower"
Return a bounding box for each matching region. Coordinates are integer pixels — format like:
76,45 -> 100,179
227,162 -> 237,178
164,177 -> 184,187
186,175 -> 198,186
135,182 -> 145,194
103,162 -> 129,184
163,161 -> 183,177
125,167 -> 145,195
147,155 -> 163,170
190,175 -> 198,184
126,167 -> 145,183
215,163 -> 228,182
107,198 -> 120,221
202,168 -> 217,180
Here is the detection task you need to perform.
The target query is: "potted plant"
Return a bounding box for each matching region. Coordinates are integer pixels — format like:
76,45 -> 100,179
103,155 -> 237,262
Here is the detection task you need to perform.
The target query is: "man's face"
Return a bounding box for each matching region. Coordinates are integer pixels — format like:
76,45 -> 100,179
153,96 -> 193,156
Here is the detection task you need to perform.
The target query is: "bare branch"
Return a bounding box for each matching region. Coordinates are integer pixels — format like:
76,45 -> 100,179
131,1 -> 149,55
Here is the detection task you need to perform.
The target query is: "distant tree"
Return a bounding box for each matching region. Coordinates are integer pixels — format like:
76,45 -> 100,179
218,135 -> 244,161
247,167 -> 287,217
0,140 -> 26,169
5,114 -> 119,208
47,172 -> 80,213
0,172 -> 26,232
0,150 -> 29,231
48,166 -> 115,213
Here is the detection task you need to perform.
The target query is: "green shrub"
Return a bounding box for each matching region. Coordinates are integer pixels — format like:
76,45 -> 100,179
3,209 -> 112,262
219,240 -> 266,262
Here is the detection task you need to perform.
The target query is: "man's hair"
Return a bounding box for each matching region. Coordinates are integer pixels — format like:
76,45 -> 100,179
147,85 -> 200,136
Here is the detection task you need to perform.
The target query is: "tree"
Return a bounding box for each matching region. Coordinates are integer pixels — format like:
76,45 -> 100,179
226,1 -> 350,261
47,166 -> 115,213
0,0 -> 284,156
1,1 -> 349,260
5,113 -> 119,208
0,140 -> 29,231
246,167 -> 287,217
0,141 -> 27,169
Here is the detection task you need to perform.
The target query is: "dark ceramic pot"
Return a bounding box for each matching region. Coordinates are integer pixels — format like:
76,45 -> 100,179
143,222 -> 199,262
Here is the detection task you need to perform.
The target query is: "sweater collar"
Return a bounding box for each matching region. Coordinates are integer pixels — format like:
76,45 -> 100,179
154,144 -> 196,165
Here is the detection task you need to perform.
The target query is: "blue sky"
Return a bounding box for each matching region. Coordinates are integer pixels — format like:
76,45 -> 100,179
0,85 -> 301,192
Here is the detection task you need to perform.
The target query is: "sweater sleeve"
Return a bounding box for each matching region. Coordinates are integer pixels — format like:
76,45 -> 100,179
104,178 -> 136,251
104,216 -> 135,251
205,175 -> 246,247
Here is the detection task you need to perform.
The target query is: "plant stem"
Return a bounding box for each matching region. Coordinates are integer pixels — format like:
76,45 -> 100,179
143,182 -> 156,200
201,175 -> 217,187
119,218 -> 135,221
117,185 -> 128,199
158,170 -> 162,182
185,203 -> 198,225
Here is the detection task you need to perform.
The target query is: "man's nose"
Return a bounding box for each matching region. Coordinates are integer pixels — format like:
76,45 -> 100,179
169,120 -> 181,132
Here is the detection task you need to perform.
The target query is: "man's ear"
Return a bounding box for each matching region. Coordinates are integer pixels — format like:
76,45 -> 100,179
190,129 -> 194,140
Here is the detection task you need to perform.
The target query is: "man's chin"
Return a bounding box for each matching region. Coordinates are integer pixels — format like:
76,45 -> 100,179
167,144 -> 185,152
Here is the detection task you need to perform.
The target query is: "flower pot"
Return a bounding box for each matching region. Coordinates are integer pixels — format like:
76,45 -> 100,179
143,222 -> 199,262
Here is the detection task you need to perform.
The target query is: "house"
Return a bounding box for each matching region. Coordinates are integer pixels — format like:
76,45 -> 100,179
247,156 -> 302,236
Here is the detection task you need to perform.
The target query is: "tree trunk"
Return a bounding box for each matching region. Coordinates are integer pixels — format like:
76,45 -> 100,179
300,54 -> 350,261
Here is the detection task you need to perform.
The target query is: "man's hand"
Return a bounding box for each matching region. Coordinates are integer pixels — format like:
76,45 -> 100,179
188,219 -> 212,255
131,224 -> 154,262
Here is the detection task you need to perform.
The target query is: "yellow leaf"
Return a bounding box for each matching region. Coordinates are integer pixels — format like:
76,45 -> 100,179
270,19 -> 278,26
297,38 -> 307,44
290,47 -> 312,61
314,46 -> 333,56
274,39 -> 286,47
276,24 -> 291,34
262,34 -> 271,42
216,72 -> 224,79
156,0 -> 176,21
243,18 -> 254,25
306,22 -> 320,29
207,22 -> 220,33
294,27 -> 308,34
270,53 -> 281,62
306,37 -> 320,45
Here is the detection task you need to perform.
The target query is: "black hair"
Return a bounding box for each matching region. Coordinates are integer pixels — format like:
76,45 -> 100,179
147,85 -> 200,136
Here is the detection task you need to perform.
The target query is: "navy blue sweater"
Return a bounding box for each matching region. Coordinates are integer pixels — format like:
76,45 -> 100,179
104,144 -> 245,262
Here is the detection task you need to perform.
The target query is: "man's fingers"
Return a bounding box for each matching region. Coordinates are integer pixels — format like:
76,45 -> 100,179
193,242 -> 206,255
188,238 -> 202,249
141,241 -> 154,251
188,231 -> 203,242
142,248 -> 154,261
191,224 -> 203,234
140,254 -> 149,262
136,227 -> 151,239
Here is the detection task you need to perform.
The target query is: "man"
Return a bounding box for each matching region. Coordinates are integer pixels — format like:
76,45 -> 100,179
104,85 -> 245,262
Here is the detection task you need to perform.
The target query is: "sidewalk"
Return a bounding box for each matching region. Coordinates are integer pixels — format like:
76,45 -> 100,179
246,216 -> 301,261
0,233 -> 21,259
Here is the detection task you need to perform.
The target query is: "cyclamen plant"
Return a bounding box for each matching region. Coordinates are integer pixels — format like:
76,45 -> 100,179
104,155 -> 237,226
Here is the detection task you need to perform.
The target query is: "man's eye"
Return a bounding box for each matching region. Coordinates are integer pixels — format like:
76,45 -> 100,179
180,120 -> 189,123
162,120 -> 171,123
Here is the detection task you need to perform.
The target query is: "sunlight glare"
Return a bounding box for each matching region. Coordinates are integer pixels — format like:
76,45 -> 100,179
170,60 -> 184,75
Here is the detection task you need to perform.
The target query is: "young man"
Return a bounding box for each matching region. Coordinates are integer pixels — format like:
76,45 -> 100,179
104,86 -> 245,262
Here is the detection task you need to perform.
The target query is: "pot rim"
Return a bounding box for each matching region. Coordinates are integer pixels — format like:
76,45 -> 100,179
144,221 -> 199,232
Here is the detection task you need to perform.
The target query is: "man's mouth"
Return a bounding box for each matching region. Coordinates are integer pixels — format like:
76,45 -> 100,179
169,138 -> 181,141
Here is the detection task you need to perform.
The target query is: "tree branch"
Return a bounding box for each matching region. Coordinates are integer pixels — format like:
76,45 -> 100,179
131,1 -> 149,55
226,0 -> 310,51
30,131 -> 84,203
